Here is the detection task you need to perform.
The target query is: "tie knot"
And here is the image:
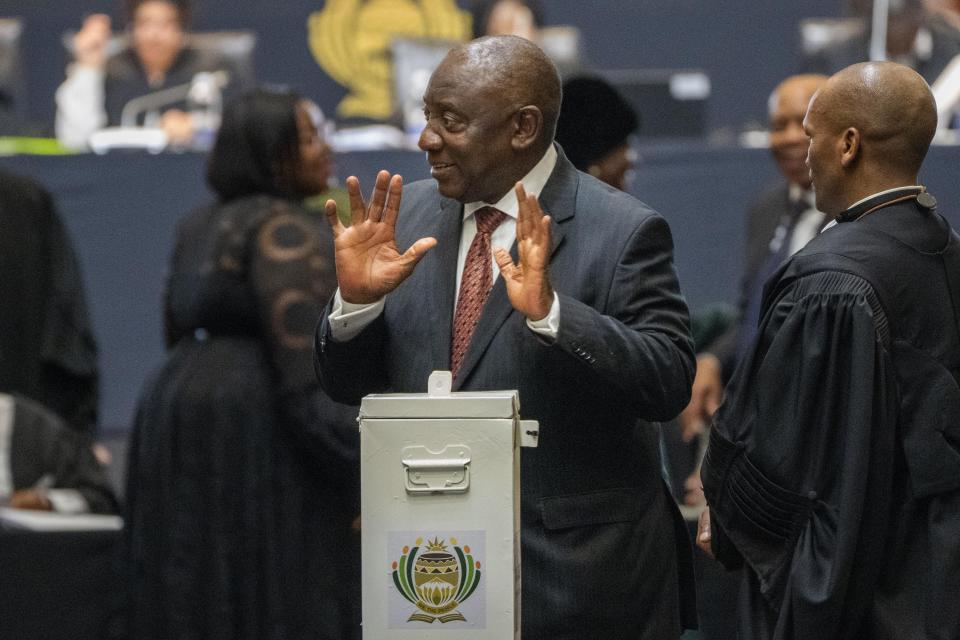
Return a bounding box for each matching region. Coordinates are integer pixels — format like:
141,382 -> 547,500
474,206 -> 507,235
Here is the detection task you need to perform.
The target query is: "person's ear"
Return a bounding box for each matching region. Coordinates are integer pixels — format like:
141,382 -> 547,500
511,106 -> 543,151
839,126 -> 860,167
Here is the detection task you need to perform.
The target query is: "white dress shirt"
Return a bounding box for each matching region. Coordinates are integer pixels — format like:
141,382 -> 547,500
787,184 -> 827,256
329,145 -> 561,343
55,64 -> 108,151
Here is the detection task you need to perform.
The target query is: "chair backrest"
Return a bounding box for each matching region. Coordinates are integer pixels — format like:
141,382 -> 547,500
798,17 -> 866,57
61,30 -> 256,85
599,68 -> 711,139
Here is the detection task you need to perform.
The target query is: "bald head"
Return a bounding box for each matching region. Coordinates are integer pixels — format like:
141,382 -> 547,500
768,74 -> 827,120
441,35 -> 562,151
768,74 -> 828,186
809,62 -> 937,176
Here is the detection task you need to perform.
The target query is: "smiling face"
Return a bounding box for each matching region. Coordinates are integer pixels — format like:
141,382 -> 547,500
418,54 -> 527,204
291,100 -> 331,196
769,76 -> 826,188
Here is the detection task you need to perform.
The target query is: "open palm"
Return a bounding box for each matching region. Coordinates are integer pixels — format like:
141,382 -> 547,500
494,182 -> 555,321
324,171 -> 437,304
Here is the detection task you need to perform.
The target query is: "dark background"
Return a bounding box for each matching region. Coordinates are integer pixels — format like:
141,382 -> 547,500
1,0 -> 840,136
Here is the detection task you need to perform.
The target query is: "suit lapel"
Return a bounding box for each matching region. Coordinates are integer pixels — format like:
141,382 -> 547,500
451,146 -> 578,389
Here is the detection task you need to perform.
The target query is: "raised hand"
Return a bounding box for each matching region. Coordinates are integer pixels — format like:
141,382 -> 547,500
494,182 -> 554,321
74,14 -> 111,69
324,170 -> 437,304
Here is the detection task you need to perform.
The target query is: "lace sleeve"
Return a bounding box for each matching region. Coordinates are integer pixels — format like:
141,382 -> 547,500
249,200 -> 337,393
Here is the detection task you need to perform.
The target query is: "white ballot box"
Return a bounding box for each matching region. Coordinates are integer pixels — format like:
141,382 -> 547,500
359,371 -> 538,639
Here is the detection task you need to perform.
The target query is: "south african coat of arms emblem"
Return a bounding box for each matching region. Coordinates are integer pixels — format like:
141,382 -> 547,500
391,536 -> 482,623
308,0 -> 471,120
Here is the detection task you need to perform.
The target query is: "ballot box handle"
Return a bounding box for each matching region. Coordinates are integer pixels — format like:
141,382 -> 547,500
402,445 -> 471,494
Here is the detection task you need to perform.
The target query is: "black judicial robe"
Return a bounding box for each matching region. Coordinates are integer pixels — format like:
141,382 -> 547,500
701,200 -> 960,640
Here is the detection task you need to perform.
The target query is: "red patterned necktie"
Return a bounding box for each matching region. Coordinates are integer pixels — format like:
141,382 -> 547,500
450,206 -> 507,377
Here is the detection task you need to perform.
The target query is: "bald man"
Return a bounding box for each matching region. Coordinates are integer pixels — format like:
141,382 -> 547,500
315,36 -> 697,637
699,62 -> 960,639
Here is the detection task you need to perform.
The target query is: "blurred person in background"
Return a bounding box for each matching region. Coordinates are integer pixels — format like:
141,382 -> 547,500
674,76 -> 828,640
1,393 -> 117,515
0,169 -> 99,436
471,0 -> 543,40
678,74 -> 829,465
805,0 -> 960,84
55,0 -> 247,150
123,89 -> 359,640
555,75 -> 639,192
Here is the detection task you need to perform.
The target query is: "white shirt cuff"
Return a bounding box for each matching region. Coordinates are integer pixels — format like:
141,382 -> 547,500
46,489 -> 90,514
329,289 -> 385,342
526,292 -> 560,340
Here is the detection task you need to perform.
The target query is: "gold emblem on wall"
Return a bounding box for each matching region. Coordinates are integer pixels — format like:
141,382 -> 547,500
308,0 -> 471,120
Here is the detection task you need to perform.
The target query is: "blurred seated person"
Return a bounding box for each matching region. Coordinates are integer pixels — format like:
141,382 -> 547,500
55,0 -> 248,150
804,0 -> 960,84
0,169 -> 98,435
1,393 -> 117,515
471,0 -> 543,40
124,89 -> 360,639
470,0 -> 580,75
555,75 -> 638,191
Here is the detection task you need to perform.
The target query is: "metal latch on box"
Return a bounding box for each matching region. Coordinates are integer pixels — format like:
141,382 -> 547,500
402,445 -> 471,494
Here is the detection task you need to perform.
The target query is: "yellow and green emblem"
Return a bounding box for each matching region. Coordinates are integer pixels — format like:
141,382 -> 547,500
391,536 -> 482,623
308,0 -> 471,120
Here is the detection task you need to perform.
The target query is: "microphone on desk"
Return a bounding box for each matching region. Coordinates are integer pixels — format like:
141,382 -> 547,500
120,70 -> 230,128
88,71 -> 231,154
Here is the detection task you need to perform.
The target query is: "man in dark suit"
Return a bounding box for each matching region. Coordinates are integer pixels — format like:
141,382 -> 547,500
314,35 -> 696,638
679,74 -> 829,444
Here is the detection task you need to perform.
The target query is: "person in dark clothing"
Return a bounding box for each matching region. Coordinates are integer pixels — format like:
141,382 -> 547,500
699,61 -> 960,639
0,170 -> 99,435
555,75 -> 639,192
124,89 -> 360,640
1,393 -> 117,515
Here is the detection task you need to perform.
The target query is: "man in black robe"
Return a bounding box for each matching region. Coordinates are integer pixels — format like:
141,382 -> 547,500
698,61 -> 960,639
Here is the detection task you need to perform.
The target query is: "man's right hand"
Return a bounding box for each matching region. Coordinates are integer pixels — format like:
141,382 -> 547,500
324,170 -> 437,304
74,14 -> 112,69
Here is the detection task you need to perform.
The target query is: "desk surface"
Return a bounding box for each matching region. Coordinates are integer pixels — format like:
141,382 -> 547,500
3,144 -> 958,431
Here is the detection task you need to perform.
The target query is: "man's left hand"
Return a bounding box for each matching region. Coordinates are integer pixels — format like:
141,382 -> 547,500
495,182 -> 554,320
696,507 -> 714,558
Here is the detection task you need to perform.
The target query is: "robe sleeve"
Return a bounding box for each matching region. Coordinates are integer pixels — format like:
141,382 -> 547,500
703,272 -> 898,639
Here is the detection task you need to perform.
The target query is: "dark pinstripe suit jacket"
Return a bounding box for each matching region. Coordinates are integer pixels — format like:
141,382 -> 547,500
316,147 -> 697,638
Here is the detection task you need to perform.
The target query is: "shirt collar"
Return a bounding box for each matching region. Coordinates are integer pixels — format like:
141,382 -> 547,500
845,185 -> 921,211
463,144 -> 558,220
788,183 -> 816,209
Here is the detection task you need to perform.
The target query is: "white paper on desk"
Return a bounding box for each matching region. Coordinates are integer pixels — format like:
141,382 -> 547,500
0,507 -> 122,531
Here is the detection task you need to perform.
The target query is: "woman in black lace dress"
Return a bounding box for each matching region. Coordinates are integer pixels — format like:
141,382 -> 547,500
124,89 -> 360,640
